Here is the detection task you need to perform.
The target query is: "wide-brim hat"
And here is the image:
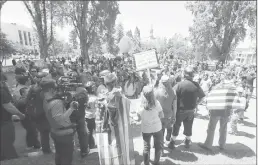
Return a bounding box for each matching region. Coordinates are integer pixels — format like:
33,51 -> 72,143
160,75 -> 170,83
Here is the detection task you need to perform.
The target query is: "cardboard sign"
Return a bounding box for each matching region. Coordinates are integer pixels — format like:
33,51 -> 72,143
133,50 -> 159,71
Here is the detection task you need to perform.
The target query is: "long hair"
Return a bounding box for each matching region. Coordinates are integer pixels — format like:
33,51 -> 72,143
141,86 -> 156,110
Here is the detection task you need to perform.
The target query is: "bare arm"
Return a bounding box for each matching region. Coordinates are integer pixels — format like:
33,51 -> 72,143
3,102 -> 25,119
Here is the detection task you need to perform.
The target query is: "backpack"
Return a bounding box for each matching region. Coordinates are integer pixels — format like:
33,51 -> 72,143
25,85 -> 45,119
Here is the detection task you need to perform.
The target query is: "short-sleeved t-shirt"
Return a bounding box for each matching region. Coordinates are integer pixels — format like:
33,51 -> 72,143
139,101 -> 163,133
174,79 -> 205,111
0,84 -> 13,122
246,75 -> 256,87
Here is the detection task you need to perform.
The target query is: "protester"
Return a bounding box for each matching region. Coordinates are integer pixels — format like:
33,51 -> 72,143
168,67 -> 205,149
70,87 -> 90,157
138,85 -> 164,165
155,75 -> 177,144
41,78 -> 78,165
198,72 -> 240,151
25,72 -> 52,154
13,74 -> 41,150
97,72 -> 135,165
229,86 -> 247,134
85,81 -> 98,149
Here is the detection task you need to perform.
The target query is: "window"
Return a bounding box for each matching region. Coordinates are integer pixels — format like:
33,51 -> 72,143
23,31 -> 28,45
18,30 -> 23,45
28,32 -> 32,46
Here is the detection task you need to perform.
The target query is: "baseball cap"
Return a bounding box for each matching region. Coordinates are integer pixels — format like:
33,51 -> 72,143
104,72 -> 117,84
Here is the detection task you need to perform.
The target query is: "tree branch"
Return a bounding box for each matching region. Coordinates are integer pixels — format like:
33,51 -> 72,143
23,1 -> 35,21
47,1 -> 53,48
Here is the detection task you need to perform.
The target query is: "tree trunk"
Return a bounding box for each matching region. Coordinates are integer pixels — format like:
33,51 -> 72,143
80,39 -> 90,67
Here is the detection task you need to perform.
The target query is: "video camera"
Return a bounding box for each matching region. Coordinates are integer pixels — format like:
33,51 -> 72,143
56,76 -> 84,109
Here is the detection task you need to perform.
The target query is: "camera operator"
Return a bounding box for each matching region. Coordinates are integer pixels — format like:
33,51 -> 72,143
41,78 -> 78,165
0,73 -> 25,160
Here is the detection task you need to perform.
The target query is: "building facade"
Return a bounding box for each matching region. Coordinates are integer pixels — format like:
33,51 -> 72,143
233,47 -> 256,65
1,22 -> 39,55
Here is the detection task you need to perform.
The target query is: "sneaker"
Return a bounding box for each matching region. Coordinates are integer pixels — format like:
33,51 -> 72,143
228,131 -> 237,135
81,149 -> 90,158
184,139 -> 192,149
43,150 -> 53,154
141,162 -> 153,165
168,140 -> 175,150
198,143 -> 212,151
33,146 -> 41,150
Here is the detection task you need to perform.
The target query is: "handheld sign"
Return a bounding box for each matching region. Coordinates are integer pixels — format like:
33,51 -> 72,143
133,49 -> 159,71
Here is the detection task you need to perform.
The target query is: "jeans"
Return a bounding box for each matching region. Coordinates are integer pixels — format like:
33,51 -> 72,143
172,110 -> 194,137
20,117 -> 41,148
51,132 -> 74,165
35,119 -> 51,153
0,121 -> 18,161
86,118 -> 96,148
142,130 -> 163,165
75,118 -> 89,154
204,115 -> 229,148
161,118 -> 173,139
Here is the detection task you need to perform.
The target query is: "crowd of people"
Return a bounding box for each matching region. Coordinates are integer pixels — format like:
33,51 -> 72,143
0,55 -> 256,165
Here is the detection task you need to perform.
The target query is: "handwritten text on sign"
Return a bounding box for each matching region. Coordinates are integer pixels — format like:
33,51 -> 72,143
133,50 -> 159,71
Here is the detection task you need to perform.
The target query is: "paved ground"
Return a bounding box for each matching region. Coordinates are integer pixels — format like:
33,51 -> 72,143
1,73 -> 257,165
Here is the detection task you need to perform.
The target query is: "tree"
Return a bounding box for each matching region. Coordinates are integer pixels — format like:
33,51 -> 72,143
186,1 -> 256,63
69,29 -> 78,49
133,26 -> 141,52
89,36 -> 103,58
115,23 -> 124,44
48,38 -> 64,57
56,1 -> 119,65
0,32 -> 16,62
165,34 -> 193,60
23,1 -> 61,60
0,0 -> 7,12
126,30 -> 133,39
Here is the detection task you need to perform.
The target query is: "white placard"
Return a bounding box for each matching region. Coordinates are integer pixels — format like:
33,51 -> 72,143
133,50 -> 159,71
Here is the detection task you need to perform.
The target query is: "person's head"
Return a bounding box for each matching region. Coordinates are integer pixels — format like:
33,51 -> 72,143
236,87 -> 244,97
141,85 -> 156,110
160,75 -> 170,88
85,81 -> 96,94
203,73 -> 208,80
75,87 -> 89,105
30,67 -> 38,77
184,66 -> 194,80
19,87 -> 28,96
104,72 -> 117,90
40,78 -> 57,96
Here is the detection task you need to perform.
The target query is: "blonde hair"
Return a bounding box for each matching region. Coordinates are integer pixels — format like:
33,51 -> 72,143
141,86 -> 156,110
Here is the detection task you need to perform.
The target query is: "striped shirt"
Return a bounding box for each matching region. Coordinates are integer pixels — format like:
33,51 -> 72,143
206,82 -> 240,116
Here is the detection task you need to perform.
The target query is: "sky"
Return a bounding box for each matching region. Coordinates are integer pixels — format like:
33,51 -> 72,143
1,1 -> 253,47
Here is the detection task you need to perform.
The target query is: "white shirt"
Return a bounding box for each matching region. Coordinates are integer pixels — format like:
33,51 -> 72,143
85,95 -> 98,119
138,101 -> 163,133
